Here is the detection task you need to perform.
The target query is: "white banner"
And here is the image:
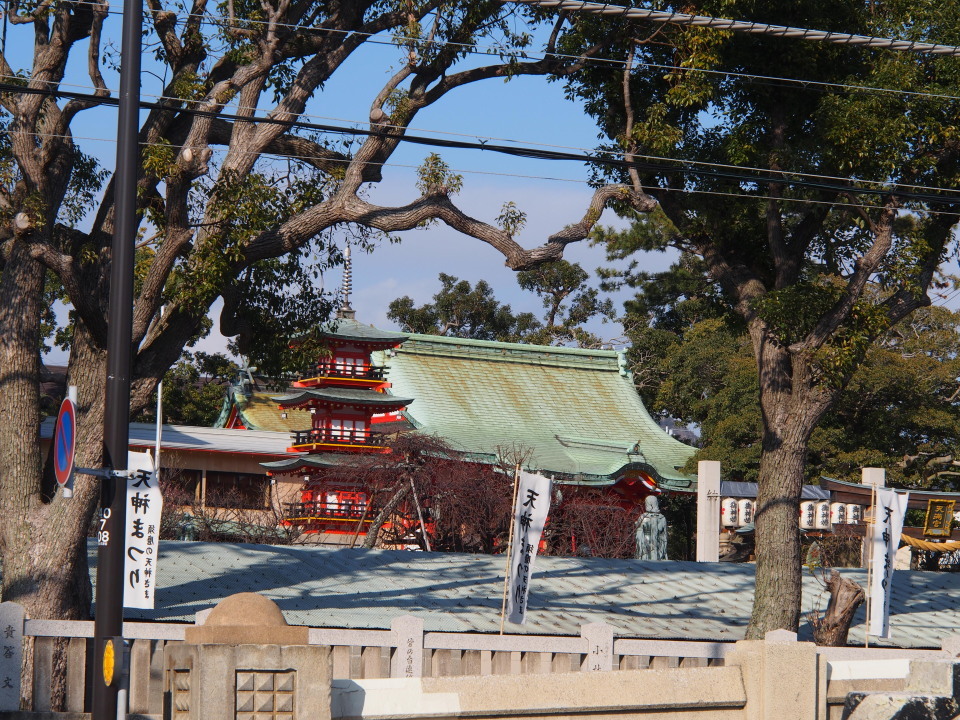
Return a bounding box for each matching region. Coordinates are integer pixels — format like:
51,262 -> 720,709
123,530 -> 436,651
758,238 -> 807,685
868,488 -> 908,638
506,471 -> 551,625
123,452 -> 163,609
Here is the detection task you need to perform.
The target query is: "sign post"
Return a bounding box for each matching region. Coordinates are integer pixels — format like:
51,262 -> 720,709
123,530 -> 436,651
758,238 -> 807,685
92,0 -> 142,714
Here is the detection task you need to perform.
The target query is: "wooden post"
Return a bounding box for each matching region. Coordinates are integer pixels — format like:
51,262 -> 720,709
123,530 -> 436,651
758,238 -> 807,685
499,464 -> 521,633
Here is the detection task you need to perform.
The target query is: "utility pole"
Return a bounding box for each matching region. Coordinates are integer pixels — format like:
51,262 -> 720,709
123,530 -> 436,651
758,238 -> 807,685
92,0 -> 142,716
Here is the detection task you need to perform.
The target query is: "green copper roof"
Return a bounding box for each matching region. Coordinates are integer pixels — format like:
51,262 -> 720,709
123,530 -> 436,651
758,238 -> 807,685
214,387 -> 306,433
319,318 -> 408,344
272,387 -> 413,409
375,335 -> 696,489
261,453 -> 356,473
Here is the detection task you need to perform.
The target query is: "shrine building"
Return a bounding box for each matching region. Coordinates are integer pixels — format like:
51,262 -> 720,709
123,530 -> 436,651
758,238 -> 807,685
214,307 -> 697,545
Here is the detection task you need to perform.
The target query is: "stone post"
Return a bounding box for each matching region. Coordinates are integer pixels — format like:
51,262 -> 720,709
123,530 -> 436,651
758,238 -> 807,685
164,593 -> 331,720
0,602 -> 24,711
390,615 -> 424,679
580,623 -> 614,672
861,467 -> 885,568
726,630 -> 820,720
697,460 -> 721,562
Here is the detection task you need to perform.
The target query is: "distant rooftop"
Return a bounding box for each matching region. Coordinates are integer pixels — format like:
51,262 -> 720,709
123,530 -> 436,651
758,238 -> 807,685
41,419 -> 291,456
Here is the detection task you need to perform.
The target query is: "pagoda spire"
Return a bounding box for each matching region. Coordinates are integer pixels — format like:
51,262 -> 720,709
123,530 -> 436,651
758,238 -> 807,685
337,244 -> 356,319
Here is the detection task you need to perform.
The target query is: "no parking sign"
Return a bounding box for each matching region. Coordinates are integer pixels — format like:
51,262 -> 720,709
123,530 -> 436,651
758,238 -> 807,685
54,397 -> 76,488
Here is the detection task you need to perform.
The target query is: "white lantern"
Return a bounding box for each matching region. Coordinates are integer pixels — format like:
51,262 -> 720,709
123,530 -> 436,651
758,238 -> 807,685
815,501 -> 832,530
721,497 -> 738,528
737,499 -> 755,526
846,504 -> 863,524
830,502 -> 847,525
799,501 -> 817,530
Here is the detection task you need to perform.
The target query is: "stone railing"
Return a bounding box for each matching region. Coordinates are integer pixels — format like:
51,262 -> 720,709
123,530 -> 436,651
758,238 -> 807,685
1,599 -> 955,720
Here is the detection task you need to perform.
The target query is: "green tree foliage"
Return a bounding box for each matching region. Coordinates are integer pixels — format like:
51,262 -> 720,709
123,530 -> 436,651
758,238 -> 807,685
134,352 -> 239,427
389,261 -> 614,345
562,0 -> 960,635
812,305 -> 960,488
607,249 -> 960,488
517,259 -> 615,346
0,3 -> 646,629
652,306 -> 960,490
388,273 -> 540,341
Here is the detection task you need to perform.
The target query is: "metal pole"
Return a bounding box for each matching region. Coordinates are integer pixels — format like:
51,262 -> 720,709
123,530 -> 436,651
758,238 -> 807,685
92,0 -> 142,716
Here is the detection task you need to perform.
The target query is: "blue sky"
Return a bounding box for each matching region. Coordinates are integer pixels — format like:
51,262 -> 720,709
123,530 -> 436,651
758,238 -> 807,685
27,11 -> 676,363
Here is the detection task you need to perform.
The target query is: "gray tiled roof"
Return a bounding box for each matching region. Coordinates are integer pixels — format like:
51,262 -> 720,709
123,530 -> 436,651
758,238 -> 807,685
261,453 -> 357,472
100,541 -> 954,649
41,419 -> 291,456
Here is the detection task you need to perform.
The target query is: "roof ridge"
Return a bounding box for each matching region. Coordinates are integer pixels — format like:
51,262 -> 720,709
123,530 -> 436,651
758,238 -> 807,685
399,335 -> 624,370
403,333 -> 622,357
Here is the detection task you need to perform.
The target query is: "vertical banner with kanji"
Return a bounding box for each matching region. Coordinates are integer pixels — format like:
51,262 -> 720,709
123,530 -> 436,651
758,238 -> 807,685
868,488 -> 908,638
123,452 -> 163,609
505,471 -> 551,625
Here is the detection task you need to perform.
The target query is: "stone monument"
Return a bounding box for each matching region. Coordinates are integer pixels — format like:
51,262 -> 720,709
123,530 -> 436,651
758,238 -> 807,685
165,593 -> 330,720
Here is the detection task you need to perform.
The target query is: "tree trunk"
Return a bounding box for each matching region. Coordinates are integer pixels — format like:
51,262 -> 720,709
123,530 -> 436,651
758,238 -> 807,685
0,306 -> 104,620
0,243 -> 46,611
810,570 -> 865,646
748,431 -> 808,637
746,334 -> 833,638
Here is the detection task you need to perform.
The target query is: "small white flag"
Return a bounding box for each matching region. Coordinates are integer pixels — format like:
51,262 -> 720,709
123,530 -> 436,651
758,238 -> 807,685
506,471 -> 551,625
868,488 -> 908,638
123,451 -> 163,609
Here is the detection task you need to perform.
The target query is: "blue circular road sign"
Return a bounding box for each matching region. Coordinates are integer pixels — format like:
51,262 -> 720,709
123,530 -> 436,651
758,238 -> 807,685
54,398 -> 76,487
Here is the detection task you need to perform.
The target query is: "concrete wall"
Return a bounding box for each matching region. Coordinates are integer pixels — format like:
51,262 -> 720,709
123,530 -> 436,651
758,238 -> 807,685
329,632 -> 941,720
10,613 -> 953,720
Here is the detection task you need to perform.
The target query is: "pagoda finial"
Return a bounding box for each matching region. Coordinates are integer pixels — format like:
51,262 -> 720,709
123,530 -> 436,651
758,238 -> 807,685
337,244 -> 356,319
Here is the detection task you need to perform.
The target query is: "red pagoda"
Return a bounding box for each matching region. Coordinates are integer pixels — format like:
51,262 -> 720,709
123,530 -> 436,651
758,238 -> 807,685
263,247 -> 413,541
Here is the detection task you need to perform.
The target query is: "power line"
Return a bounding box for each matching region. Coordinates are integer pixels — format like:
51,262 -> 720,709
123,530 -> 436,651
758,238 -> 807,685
5,80 -> 960,206
513,0 -> 960,57
7,4 -> 960,109
6,66 -> 960,199
12,66 -> 960,169
116,93 -> 960,197
1,126 -> 913,212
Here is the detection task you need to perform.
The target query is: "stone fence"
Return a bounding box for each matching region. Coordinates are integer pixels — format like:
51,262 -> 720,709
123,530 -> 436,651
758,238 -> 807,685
1,599 -> 957,720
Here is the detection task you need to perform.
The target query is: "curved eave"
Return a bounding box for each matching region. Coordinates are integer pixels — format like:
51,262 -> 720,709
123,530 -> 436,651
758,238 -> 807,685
543,461 -> 694,492
261,454 -> 351,475
821,476 -> 960,510
321,334 -> 406,348
272,389 -> 413,412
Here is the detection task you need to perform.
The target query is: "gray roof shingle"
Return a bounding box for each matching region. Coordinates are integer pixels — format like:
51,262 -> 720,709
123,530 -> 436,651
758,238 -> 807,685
102,541 -> 952,649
